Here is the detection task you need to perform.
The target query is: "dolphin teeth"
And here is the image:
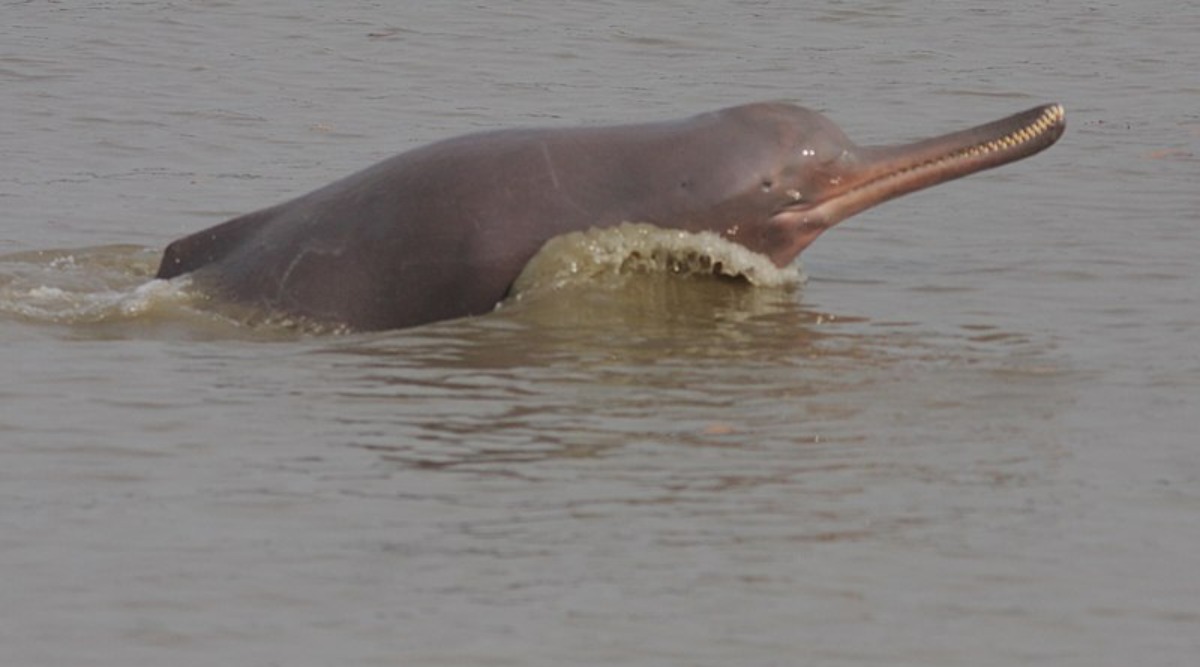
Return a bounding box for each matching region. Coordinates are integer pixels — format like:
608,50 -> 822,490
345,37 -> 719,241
963,103 -> 1065,159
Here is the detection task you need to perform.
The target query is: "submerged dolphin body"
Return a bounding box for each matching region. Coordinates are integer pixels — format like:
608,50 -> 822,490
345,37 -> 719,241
157,102 -> 1065,331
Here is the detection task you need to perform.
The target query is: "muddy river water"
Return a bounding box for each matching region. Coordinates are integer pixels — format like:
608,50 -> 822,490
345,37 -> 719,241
2,2 -> 1197,665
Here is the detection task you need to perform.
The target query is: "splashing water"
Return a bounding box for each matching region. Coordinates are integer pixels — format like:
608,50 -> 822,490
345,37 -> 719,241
1,225 -> 806,338
509,222 -> 805,302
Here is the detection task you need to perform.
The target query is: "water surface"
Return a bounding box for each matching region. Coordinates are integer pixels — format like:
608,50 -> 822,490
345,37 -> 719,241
2,2 -> 1198,665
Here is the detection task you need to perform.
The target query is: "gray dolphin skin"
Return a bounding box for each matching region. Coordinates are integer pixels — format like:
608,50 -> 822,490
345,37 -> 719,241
156,102 -> 1065,331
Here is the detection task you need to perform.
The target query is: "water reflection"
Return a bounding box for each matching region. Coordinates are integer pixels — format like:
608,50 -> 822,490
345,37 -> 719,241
300,274 -> 960,476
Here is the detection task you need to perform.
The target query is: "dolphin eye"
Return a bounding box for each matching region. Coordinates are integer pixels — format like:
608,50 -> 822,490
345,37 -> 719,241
800,142 -> 843,164
760,178 -> 774,192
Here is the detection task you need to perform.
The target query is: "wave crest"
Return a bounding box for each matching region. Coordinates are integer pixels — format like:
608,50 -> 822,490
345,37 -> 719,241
510,222 -> 804,301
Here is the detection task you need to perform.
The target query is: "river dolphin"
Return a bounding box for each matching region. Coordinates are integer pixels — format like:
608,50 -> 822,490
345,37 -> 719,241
156,102 -> 1065,330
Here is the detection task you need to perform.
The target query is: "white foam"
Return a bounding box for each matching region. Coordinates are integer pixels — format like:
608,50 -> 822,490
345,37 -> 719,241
0,246 -> 193,325
510,222 -> 804,300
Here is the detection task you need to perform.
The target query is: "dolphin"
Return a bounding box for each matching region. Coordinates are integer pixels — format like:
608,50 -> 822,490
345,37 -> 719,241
156,102 -> 1065,331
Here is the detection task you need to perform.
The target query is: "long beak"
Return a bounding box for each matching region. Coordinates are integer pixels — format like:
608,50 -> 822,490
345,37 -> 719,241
810,103 -> 1066,227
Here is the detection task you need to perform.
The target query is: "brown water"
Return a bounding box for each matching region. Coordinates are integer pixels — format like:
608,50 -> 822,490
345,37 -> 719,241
2,2 -> 1198,665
